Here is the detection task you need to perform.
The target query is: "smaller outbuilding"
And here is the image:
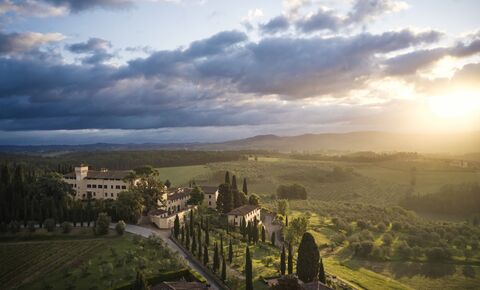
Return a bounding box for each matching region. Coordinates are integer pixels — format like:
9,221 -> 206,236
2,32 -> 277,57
227,204 -> 261,226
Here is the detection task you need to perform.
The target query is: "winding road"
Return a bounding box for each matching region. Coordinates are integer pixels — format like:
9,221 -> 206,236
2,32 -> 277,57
114,224 -> 222,290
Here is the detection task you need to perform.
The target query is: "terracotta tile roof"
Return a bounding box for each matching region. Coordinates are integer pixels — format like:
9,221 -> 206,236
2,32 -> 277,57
200,186 -> 218,194
168,191 -> 190,201
227,205 -> 259,216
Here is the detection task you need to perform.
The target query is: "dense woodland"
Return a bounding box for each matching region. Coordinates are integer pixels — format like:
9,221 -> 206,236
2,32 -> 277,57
0,150 -> 247,171
401,183 -> 480,216
290,151 -> 420,162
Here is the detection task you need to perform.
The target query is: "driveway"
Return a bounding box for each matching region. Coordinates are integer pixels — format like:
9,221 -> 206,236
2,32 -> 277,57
112,223 -> 221,290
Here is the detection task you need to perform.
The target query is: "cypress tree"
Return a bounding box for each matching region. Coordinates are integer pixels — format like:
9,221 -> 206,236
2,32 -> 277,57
197,239 -> 202,260
220,235 -> 224,257
288,243 -> 293,275
221,256 -> 227,281
217,183 -> 233,214
181,225 -> 185,244
318,258 -> 326,284
247,222 -> 252,244
191,228 -> 197,255
213,243 -> 220,273
285,215 -> 289,227
280,245 -> 286,275
225,171 -> 230,184
205,219 -> 210,246
245,247 -> 253,290
297,232 -> 319,283
203,244 -> 209,265
197,224 -> 202,249
232,175 -> 237,190
241,217 -> 247,238
174,215 -> 180,239
189,209 -> 194,236
228,240 -> 233,263
261,226 -> 266,243
185,226 -> 190,250
243,178 -> 248,195
253,222 -> 259,244
271,232 -> 276,246
132,271 -> 149,290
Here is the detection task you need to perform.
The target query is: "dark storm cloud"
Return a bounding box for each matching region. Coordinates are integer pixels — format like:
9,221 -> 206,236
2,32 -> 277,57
0,28 -> 447,131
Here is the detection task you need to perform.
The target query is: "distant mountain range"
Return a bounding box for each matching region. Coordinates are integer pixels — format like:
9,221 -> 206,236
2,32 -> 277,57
1,131 -> 479,154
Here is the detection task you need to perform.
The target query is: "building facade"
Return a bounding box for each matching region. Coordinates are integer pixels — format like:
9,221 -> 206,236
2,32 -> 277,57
227,205 -> 261,226
201,186 -> 219,209
63,165 -> 134,200
150,187 -> 194,229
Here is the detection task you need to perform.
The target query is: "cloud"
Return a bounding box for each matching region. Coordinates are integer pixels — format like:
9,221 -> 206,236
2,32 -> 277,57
0,31 -> 64,55
295,8 -> 343,33
347,0 -> 409,24
259,15 -> 290,34
67,37 -> 114,64
266,0 -> 410,34
0,0 -> 133,18
0,27 -> 448,133
384,33 -> 480,75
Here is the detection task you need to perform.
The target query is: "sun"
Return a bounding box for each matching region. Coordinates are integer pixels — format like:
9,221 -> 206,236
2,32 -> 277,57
428,90 -> 480,118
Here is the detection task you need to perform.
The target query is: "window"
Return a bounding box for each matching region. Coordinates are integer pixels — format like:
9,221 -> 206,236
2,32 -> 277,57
87,184 -> 91,188
111,185 -> 114,189
209,195 -> 211,199
121,185 -> 126,189
93,192 -> 96,196
115,185 -> 120,189
111,193 -> 114,197
92,184 -> 97,188
209,201 -> 211,205
104,185 -> 107,189
82,194 -> 86,198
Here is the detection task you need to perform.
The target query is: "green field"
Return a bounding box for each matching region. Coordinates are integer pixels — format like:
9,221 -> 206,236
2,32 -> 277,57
157,156 -> 479,205
0,229 -> 187,290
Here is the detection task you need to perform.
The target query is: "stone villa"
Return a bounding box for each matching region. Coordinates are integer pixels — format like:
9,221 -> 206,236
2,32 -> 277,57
63,165 -> 136,200
201,186 -> 219,209
227,204 -> 261,226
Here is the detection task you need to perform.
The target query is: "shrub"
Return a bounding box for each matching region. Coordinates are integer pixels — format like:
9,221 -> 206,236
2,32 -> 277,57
392,222 -> 402,231
116,220 -> 126,235
44,219 -> 55,232
276,184 -> 307,200
95,212 -> 111,235
61,222 -> 73,234
426,247 -> 451,261
27,220 -> 36,232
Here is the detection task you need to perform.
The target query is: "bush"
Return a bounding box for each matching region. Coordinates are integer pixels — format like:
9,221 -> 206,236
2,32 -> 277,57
426,247 -> 451,261
27,220 -> 36,232
276,184 -> 307,200
116,220 -> 126,236
61,222 -> 73,234
44,219 -> 56,232
392,222 -> 402,231
95,212 -> 111,235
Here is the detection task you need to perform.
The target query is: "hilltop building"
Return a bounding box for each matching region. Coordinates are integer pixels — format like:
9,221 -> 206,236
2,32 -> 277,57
201,186 -> 219,209
150,187 -> 195,229
227,204 -> 261,226
63,165 -> 135,200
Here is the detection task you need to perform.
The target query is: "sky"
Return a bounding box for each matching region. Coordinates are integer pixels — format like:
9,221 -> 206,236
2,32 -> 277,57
0,0 -> 479,145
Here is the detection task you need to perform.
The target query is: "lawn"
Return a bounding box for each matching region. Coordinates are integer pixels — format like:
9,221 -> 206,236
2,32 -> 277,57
156,165 -> 211,186
0,228 -> 187,290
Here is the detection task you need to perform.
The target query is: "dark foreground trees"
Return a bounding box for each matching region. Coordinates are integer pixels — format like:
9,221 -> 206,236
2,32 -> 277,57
297,232 -> 319,283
